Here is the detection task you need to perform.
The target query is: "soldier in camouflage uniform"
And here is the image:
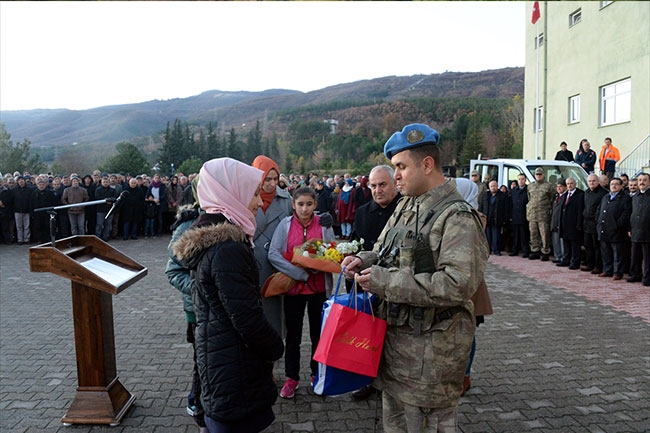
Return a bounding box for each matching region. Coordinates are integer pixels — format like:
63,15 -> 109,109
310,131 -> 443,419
526,167 -> 556,261
342,124 -> 489,433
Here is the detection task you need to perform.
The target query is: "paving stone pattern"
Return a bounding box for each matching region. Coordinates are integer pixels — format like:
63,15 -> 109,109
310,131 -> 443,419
1,237 -> 648,433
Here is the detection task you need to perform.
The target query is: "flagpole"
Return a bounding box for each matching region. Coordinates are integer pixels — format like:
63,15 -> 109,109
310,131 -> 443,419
535,19 -> 539,160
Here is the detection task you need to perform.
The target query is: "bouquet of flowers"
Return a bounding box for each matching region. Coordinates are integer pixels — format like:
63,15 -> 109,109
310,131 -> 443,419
290,239 -> 364,274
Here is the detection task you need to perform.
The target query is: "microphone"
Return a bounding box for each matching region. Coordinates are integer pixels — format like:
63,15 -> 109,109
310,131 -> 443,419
104,190 -> 129,222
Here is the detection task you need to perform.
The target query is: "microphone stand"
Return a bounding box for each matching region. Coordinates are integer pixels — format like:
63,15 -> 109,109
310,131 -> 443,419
34,199 -> 116,248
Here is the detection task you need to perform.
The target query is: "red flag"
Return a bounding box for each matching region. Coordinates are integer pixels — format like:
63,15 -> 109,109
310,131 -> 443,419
531,1 -> 541,24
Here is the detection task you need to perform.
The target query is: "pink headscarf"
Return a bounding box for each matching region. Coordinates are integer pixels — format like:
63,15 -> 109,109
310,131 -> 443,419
197,158 -> 263,239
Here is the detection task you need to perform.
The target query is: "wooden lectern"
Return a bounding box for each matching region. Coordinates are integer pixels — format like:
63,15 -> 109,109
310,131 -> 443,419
29,236 -> 147,426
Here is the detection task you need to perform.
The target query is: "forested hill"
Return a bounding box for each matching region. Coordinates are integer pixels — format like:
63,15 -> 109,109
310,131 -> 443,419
2,67 -> 523,149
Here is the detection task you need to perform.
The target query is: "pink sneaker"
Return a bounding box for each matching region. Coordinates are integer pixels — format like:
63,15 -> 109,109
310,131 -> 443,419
280,377 -> 299,399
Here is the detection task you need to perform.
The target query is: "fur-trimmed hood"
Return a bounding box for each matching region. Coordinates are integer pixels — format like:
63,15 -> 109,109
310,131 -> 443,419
173,214 -> 249,268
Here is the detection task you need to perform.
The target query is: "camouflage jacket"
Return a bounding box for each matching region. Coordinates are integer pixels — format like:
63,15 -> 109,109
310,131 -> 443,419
357,179 -> 489,408
526,180 -> 555,222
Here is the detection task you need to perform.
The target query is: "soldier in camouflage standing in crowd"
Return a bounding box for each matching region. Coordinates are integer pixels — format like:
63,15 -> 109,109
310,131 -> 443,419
527,167 -> 556,261
343,123 -> 489,433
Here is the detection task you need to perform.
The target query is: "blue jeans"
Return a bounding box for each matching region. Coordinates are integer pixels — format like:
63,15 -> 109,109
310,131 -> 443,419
95,212 -> 112,240
123,221 -> 138,240
144,218 -> 156,237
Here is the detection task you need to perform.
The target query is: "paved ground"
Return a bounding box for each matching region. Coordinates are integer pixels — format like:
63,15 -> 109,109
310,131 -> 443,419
1,236 -> 649,433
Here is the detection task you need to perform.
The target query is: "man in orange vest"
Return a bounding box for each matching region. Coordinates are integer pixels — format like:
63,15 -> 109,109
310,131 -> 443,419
599,137 -> 621,181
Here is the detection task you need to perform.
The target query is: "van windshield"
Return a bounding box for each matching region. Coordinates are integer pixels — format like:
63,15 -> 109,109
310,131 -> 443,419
528,164 -> 589,191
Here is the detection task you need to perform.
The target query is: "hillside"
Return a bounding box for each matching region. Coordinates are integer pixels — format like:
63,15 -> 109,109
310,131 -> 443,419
1,67 -> 524,149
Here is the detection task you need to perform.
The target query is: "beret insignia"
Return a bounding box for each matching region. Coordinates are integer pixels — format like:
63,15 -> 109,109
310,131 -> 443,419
407,129 -> 425,144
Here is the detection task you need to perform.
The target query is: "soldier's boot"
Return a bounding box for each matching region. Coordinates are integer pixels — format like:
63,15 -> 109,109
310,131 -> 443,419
528,252 -> 540,260
541,254 -> 549,262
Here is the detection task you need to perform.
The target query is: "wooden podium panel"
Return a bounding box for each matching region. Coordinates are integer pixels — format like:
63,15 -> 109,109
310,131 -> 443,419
29,236 -> 147,425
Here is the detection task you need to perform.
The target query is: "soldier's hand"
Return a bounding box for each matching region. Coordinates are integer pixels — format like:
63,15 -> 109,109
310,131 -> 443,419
342,256 -> 361,279
355,268 -> 371,291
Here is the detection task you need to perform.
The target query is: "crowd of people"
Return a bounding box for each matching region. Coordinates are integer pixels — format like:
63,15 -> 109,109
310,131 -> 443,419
472,155 -> 649,286
0,170 -> 196,245
3,127 -> 647,433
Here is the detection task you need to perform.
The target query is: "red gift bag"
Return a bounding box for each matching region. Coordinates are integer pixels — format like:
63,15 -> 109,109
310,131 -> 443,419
313,301 -> 387,377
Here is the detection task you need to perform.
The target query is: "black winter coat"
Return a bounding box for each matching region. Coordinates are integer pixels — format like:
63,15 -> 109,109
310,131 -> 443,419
351,193 -> 402,252
120,186 -> 145,223
94,185 -> 118,213
0,188 -> 14,221
596,192 -> 632,243
560,188 -> 584,240
630,191 -> 650,243
480,190 -> 508,228
583,186 -> 608,234
12,185 -> 32,213
173,213 -> 284,423
509,186 -> 528,225
551,192 -> 565,233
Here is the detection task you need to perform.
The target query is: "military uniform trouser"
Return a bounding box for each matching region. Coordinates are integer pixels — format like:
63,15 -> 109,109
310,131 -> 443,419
383,391 -> 457,433
529,220 -> 551,255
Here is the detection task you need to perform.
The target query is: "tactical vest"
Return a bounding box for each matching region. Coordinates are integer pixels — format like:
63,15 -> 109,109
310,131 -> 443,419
375,193 -> 481,335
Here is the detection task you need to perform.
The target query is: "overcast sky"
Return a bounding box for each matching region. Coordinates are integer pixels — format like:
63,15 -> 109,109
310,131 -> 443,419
1,1 -> 526,112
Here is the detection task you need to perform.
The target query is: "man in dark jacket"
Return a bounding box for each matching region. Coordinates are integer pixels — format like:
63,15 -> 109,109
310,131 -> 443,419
31,177 -> 56,244
480,180 -> 508,255
554,141 -> 574,162
94,175 -> 118,241
509,173 -> 530,257
581,174 -> 608,273
558,178 -> 584,269
628,173 -> 650,286
12,176 -> 32,244
0,177 -> 15,244
597,177 -> 632,280
351,165 -> 401,252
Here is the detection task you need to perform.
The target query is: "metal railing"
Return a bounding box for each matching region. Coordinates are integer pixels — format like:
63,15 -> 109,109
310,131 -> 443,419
617,133 -> 650,178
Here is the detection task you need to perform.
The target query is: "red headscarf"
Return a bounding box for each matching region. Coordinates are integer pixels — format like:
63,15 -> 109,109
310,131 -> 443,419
252,155 -> 280,213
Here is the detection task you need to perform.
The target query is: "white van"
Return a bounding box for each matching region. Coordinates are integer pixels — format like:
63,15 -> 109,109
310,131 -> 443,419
469,159 -> 589,191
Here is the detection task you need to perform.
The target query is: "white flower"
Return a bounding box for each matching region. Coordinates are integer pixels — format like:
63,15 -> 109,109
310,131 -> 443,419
336,240 -> 361,254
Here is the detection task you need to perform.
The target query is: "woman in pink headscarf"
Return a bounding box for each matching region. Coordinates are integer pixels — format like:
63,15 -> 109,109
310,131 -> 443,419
173,158 -> 284,433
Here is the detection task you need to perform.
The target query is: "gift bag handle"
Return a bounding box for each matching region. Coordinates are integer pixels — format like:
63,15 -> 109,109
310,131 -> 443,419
336,268 -> 375,320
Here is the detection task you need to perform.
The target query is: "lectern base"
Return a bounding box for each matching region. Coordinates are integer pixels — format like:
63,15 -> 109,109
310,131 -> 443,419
61,377 -> 135,425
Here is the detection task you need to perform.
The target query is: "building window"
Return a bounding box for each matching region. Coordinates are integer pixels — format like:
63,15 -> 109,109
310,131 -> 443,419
534,106 -> 544,132
600,78 -> 631,126
569,9 -> 582,27
569,95 -> 581,124
535,33 -> 545,48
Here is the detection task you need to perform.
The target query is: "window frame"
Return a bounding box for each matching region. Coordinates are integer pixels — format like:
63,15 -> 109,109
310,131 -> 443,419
569,94 -> 581,124
569,9 -> 582,27
534,106 -> 544,132
600,78 -> 631,126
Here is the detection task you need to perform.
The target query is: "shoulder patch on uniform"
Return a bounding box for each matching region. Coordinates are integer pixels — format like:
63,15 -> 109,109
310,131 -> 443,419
453,201 -> 472,213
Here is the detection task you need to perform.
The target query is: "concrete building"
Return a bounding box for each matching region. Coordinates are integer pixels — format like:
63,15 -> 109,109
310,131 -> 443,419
524,1 -> 649,175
